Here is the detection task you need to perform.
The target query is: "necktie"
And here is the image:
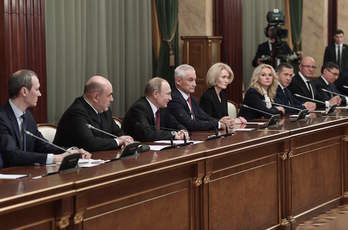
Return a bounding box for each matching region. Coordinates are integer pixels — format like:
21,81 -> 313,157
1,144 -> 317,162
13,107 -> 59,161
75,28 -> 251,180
187,96 -> 195,119
337,45 -> 342,69
155,110 -> 160,130
97,113 -> 103,129
283,89 -> 290,105
306,81 -> 313,99
21,114 -> 26,152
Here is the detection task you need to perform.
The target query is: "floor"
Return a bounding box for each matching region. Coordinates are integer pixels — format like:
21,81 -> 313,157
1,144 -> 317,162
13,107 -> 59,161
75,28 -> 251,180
296,205 -> 348,229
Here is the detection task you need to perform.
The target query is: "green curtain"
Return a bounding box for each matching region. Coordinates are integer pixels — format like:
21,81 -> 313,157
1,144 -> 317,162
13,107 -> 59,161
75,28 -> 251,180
289,0 -> 303,51
154,0 -> 178,86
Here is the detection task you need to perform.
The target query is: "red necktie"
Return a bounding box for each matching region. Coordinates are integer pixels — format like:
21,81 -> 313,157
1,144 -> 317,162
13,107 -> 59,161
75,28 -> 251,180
155,110 -> 160,130
187,97 -> 195,119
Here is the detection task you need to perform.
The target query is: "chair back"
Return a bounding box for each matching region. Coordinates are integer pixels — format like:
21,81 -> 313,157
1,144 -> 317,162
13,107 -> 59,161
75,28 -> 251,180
37,123 -> 57,143
112,116 -> 122,129
227,101 -> 237,119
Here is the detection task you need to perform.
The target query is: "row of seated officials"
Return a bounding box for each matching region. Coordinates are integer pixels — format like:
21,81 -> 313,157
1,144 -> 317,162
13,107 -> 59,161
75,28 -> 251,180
0,58 -> 346,169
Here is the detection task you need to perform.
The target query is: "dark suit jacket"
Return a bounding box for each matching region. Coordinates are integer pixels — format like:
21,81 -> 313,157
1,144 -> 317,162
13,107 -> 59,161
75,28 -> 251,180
0,102 -> 61,167
0,152 -> 3,169
252,41 -> 293,67
238,88 -> 281,120
122,97 -> 186,141
287,73 -> 314,103
323,44 -> 348,71
311,76 -> 347,107
54,97 -> 123,152
199,87 -> 228,119
167,88 -> 219,131
275,85 -> 305,114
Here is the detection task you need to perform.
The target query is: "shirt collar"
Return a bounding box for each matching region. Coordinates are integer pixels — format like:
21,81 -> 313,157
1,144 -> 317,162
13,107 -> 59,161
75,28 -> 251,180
278,83 -> 285,90
177,88 -> 190,101
83,97 -> 99,114
145,97 -> 158,115
320,75 -> 329,85
298,71 -> 309,83
9,99 -> 25,119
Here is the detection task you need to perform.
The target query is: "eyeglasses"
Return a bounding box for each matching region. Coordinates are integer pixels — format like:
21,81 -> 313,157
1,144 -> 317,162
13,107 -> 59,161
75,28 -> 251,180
302,65 -> 317,69
327,68 -> 339,77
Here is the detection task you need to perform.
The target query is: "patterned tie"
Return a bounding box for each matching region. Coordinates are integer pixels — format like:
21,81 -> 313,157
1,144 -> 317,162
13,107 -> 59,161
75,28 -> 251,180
155,110 -> 160,130
21,114 -> 26,152
187,96 -> 195,120
337,45 -> 342,69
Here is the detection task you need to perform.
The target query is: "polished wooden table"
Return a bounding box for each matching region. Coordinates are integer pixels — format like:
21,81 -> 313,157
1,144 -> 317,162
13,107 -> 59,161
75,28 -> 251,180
1,113 -> 348,230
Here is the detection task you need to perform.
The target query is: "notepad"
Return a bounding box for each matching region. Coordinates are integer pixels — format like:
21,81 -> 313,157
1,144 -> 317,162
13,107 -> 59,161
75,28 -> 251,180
78,159 -> 106,168
154,140 -> 203,145
0,174 -> 27,179
149,145 -> 171,151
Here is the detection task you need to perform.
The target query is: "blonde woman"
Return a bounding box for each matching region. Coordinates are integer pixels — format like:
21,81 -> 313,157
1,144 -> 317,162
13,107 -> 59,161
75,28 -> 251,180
200,63 -> 246,123
238,64 -> 285,120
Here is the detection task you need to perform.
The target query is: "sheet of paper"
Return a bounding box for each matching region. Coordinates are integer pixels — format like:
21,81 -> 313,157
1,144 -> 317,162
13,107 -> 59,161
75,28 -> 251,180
154,140 -> 203,145
0,174 -> 27,179
149,145 -> 170,151
233,128 -> 255,131
78,159 -> 107,168
246,121 -> 266,125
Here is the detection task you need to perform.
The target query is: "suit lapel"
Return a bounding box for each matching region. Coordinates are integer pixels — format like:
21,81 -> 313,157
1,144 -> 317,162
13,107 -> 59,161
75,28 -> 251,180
143,98 -> 155,126
5,102 -> 21,147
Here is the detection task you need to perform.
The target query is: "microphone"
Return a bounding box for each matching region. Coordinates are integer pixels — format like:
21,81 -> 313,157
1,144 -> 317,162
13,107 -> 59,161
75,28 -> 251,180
272,102 -> 308,120
294,94 -> 336,114
86,123 -> 118,138
293,94 -> 325,105
321,88 -> 347,98
24,130 -> 67,152
241,104 -> 280,118
241,104 -> 280,127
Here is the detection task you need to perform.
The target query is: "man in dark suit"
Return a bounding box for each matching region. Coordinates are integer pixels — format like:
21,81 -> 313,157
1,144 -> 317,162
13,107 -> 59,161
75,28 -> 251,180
311,62 -> 345,108
324,30 -> 348,95
252,25 -> 293,68
122,77 -> 188,141
54,75 -> 134,152
275,63 -> 316,114
323,29 -> 348,72
0,70 -> 89,167
167,64 -> 234,131
288,56 -> 317,103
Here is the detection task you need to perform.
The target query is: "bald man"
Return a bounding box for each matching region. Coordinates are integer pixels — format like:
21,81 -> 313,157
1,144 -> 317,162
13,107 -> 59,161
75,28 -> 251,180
54,75 -> 133,152
288,56 -> 317,103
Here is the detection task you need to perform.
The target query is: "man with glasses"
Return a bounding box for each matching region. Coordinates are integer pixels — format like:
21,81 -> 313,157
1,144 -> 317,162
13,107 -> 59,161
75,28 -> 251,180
288,56 -> 317,103
311,62 -> 346,108
275,63 -> 316,114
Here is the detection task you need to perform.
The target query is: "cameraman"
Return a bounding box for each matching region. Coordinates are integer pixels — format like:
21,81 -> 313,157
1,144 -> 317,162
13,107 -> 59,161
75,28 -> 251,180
252,24 -> 293,68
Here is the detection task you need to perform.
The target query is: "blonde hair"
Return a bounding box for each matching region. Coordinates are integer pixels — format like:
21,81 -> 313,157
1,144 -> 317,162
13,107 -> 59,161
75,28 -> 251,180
206,63 -> 234,87
249,64 -> 278,100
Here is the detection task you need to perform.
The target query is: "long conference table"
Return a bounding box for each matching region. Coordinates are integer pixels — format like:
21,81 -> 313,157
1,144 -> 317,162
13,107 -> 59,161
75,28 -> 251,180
1,110 -> 348,230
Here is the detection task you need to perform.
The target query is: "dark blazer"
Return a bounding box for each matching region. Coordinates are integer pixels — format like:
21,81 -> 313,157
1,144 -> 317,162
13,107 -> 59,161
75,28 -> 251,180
0,152 -> 3,169
122,97 -> 186,141
275,85 -> 305,114
54,97 -> 123,152
311,76 -> 347,107
252,41 -> 293,67
167,88 -> 219,131
323,44 -> 348,72
0,102 -> 61,167
238,88 -> 281,120
199,87 -> 228,119
287,73 -> 314,103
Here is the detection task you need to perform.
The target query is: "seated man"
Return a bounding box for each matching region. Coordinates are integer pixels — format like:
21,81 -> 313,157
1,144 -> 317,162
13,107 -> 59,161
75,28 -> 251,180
167,64 -> 238,131
275,63 -> 316,113
311,62 -> 346,108
122,77 -> 188,141
0,70 -> 90,167
54,75 -> 134,152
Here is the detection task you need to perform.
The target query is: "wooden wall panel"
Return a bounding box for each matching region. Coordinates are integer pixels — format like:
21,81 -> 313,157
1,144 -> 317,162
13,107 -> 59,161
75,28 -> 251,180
214,0 -> 243,105
0,0 -> 47,122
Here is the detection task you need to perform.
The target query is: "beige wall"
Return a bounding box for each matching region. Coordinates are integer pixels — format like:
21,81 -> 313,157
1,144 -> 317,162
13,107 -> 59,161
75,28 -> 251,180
301,0 -> 328,76
178,0 -> 213,63
338,0 -> 348,38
